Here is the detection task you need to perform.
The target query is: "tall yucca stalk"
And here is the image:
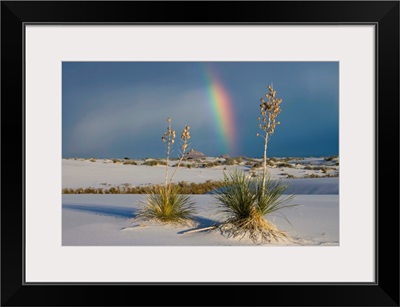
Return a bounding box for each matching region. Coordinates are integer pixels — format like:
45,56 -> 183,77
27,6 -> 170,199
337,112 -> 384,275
256,84 -> 283,196
167,123 -> 191,191
162,117 -> 175,188
161,117 -> 191,192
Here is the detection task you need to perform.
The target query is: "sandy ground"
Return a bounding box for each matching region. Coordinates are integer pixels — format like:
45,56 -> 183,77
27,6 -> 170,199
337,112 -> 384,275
62,157 -> 339,246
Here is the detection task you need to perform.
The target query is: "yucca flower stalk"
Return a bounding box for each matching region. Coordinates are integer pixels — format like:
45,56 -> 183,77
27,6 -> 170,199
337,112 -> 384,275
257,84 -> 283,196
161,117 -> 175,188
167,125 -> 191,190
161,118 -> 191,192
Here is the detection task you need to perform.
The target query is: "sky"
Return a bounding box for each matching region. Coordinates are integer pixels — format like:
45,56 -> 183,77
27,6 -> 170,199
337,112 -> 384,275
62,62 -> 338,159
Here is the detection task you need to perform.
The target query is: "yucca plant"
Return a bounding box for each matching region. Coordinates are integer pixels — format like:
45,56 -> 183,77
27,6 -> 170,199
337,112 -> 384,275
212,169 -> 295,243
137,117 -> 196,225
139,185 -> 196,225
210,83 -> 296,243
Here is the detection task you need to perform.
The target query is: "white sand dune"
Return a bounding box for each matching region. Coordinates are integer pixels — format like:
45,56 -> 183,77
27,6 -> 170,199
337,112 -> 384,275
63,194 -> 338,246
62,157 -> 339,192
62,157 -> 339,246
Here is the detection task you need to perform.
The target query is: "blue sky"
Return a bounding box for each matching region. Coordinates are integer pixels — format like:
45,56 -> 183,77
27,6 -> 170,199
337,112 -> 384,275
62,62 -> 338,159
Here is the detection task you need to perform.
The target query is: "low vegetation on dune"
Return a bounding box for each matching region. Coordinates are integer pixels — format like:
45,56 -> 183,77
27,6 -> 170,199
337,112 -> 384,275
137,185 -> 196,225
64,155 -> 339,178
62,180 -> 226,195
212,169 -> 296,243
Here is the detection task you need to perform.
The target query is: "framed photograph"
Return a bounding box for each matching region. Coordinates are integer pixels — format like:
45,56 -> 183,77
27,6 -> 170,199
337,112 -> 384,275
2,1 -> 399,306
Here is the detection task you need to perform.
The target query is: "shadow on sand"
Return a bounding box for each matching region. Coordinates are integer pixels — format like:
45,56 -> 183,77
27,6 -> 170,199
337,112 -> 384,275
177,215 -> 219,234
63,204 -> 136,219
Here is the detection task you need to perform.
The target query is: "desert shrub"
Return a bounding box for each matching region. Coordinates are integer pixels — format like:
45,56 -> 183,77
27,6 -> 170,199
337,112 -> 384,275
123,160 -> 137,165
304,165 -> 322,171
276,162 -> 294,168
233,156 -> 243,164
224,158 -> 236,165
62,180 -> 227,195
108,187 -> 121,194
324,156 -> 337,161
250,163 -> 261,169
244,157 -> 259,164
62,188 -> 74,194
62,187 -> 104,194
205,161 -> 220,168
180,180 -> 226,194
224,158 -> 238,165
212,169 -> 295,243
142,160 -> 166,166
143,160 -> 156,166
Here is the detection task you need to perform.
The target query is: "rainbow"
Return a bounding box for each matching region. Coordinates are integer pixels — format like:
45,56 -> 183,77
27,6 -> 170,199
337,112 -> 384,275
203,64 -> 237,156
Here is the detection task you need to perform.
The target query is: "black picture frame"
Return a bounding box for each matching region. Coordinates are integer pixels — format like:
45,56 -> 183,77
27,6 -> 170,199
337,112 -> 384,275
1,1 -> 399,306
